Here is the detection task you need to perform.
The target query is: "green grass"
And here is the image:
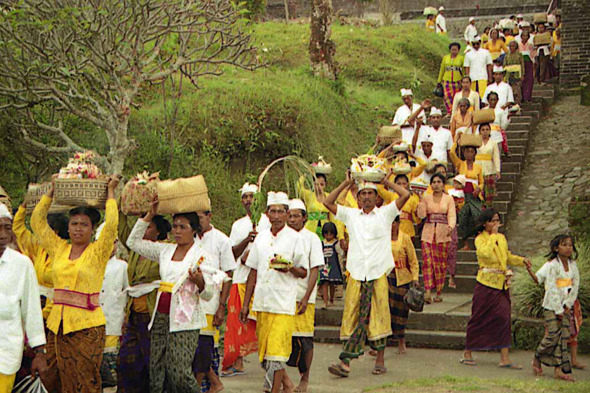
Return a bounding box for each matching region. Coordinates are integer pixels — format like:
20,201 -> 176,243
1,22 -> 450,234
365,375 -> 590,393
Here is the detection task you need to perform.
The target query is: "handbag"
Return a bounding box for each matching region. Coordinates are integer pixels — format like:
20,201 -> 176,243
404,286 -> 425,312
433,83 -> 444,98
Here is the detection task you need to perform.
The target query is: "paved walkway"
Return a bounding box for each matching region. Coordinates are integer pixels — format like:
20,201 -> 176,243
221,344 -> 590,392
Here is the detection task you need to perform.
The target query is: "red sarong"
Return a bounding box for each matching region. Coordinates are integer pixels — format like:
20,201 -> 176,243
222,284 -> 258,369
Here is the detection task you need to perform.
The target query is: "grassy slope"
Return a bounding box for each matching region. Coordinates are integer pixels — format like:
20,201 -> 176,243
1,22 -> 449,233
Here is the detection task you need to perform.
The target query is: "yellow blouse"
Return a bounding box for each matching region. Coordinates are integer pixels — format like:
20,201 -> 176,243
450,143 -> 484,187
13,206 -> 54,319
484,40 -> 508,60
426,19 -> 435,32
377,190 -> 420,237
297,178 -> 345,240
390,232 -> 419,286
475,231 -> 524,290
32,195 -> 118,334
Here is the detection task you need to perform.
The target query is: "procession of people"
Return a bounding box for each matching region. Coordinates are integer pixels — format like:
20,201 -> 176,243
0,6 -> 583,393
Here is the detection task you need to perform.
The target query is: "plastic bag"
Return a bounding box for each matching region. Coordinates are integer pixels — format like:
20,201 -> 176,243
404,287 -> 425,312
12,376 -> 48,393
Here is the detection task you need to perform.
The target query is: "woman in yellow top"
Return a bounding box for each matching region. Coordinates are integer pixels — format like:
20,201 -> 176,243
551,27 -> 561,70
13,206 -> 69,320
377,174 -> 421,239
297,175 -> 345,244
481,27 -> 491,45
476,123 -> 501,209
438,43 -> 465,115
484,29 -> 508,61
425,15 -> 435,32
32,176 -> 119,393
450,138 -> 484,251
388,216 -> 419,354
461,209 -> 531,368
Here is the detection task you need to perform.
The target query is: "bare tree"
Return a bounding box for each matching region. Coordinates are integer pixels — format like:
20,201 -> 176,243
379,0 -> 396,26
0,0 -> 259,174
309,0 -> 337,80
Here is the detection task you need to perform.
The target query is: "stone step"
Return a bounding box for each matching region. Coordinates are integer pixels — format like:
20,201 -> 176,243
521,102 -> 541,112
505,130 -> 530,139
507,138 -> 529,147
507,123 -> 531,131
521,110 -> 540,121
502,154 -> 524,163
501,162 -> 520,173
509,116 -> 533,124
496,182 -> 514,192
506,146 -> 525,155
406,312 -> 471,332
497,172 -> 519,183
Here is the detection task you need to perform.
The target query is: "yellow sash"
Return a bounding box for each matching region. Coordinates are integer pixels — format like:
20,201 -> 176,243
476,154 -> 492,161
159,282 -> 174,293
505,64 -> 521,73
556,278 -> 573,288
491,125 -> 501,131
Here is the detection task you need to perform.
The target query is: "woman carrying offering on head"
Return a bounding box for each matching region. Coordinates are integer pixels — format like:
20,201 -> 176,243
486,92 -> 511,157
484,28 -> 508,61
461,209 -> 532,368
451,98 -> 477,142
475,123 -> 501,209
517,29 -> 535,102
503,40 -> 525,105
32,176 -> 120,393
417,173 -> 456,304
378,174 -> 421,240
451,76 -> 481,118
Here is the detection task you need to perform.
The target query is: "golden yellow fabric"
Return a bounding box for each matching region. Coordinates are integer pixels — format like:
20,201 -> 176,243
297,177 -> 345,240
391,232 -> 420,286
105,335 -> 119,349
471,80 -> 488,98
0,372 -> 16,393
158,282 -> 174,293
201,314 -> 221,345
256,312 -> 294,363
13,206 -> 54,319
238,283 -> 257,321
376,190 -> 420,237
481,33 -> 489,44
293,303 -> 315,337
31,195 -> 118,335
425,184 -> 453,195
556,278 -> 573,288
425,19 -> 435,31
484,40 -> 508,60
340,274 -> 391,341
450,143 -> 484,187
551,36 -> 561,57
475,231 -> 524,290
131,295 -> 149,313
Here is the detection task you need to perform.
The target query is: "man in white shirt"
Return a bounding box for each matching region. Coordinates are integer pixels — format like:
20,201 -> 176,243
392,89 -> 426,149
483,65 -> 514,109
222,183 -> 270,377
464,36 -> 493,98
240,192 -> 307,393
194,208 -> 237,392
414,133 -> 441,184
436,7 -> 447,34
323,176 -> 409,377
285,199 -> 324,393
464,17 -> 478,44
414,107 -> 453,164
0,203 -> 47,391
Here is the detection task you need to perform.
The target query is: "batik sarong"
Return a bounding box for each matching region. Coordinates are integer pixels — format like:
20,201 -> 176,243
222,283 -> 258,370
458,193 -> 482,241
444,80 -> 462,114
483,175 -> 497,208
387,276 -> 410,339
535,309 -> 572,374
421,241 -> 449,292
117,311 -> 151,393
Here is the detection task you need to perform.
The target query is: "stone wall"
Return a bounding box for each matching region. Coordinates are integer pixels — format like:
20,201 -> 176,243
267,0 -> 548,19
560,0 -> 590,88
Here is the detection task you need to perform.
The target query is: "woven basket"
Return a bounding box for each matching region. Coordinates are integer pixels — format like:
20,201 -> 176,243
121,179 -> 159,216
54,178 -> 109,209
25,183 -> 74,214
534,13 -> 547,24
156,175 -> 210,215
378,126 -> 402,146
459,134 -> 483,148
534,32 -> 552,46
473,109 -> 495,125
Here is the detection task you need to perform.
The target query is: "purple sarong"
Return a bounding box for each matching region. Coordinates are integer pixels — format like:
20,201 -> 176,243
465,283 -> 511,351
117,311 -> 152,393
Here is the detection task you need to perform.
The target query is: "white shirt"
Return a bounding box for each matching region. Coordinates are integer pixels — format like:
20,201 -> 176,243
482,81 -> 514,108
392,103 -> 425,145
194,226 -> 237,318
246,225 -> 306,315
229,214 -> 271,285
127,219 -> 217,333
464,24 -> 478,43
488,107 -> 510,143
295,228 -> 325,304
335,202 -> 400,281
464,48 -> 492,81
436,14 -> 447,33
99,256 -> 129,337
415,126 -> 453,162
536,258 -> 579,315
0,248 -> 46,374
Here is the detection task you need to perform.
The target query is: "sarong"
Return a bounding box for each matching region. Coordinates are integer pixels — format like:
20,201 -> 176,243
287,337 -> 314,373
0,373 -> 16,393
256,312 -> 294,363
447,226 -> 458,276
388,276 -> 410,339
483,175 -> 497,208
41,326 -> 106,393
443,80 -> 461,114
222,283 -> 258,370
508,77 -> 523,105
150,311 -> 201,393
523,60 -> 534,101
536,52 -> 550,83
465,283 -> 511,350
421,241 -> 449,292
458,193 -> 482,241
117,311 -> 151,393
293,302 -> 315,337
340,275 -> 391,363
569,300 -> 583,347
535,309 -> 572,374
193,335 -> 214,373
471,80 -> 488,99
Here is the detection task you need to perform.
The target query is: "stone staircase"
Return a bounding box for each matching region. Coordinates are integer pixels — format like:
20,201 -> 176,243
314,83 -> 557,349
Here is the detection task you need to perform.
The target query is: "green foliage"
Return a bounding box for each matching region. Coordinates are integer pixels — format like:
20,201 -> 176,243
244,0 -> 266,20
569,199 -> 590,239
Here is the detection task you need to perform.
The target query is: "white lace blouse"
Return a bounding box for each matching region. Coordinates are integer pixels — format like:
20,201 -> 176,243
536,257 -> 579,315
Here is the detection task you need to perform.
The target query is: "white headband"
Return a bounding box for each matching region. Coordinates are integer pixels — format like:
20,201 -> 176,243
288,199 -> 306,212
267,191 -> 289,207
400,88 -> 413,97
357,181 -> 378,191
240,182 -> 258,196
0,203 -> 12,220
429,107 -> 442,117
